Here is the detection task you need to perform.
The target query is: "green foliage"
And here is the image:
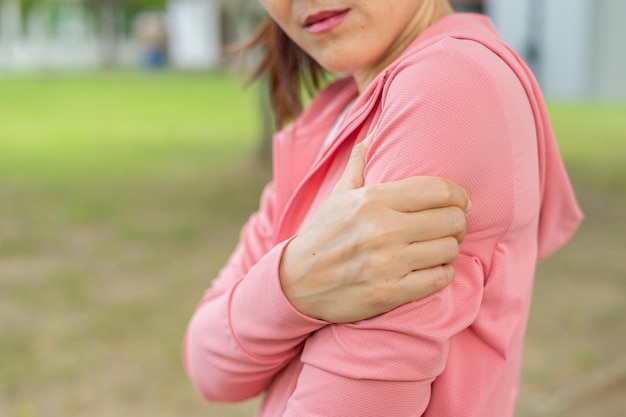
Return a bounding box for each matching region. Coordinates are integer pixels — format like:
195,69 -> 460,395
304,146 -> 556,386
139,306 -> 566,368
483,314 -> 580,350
124,0 -> 168,26
129,0 -> 167,7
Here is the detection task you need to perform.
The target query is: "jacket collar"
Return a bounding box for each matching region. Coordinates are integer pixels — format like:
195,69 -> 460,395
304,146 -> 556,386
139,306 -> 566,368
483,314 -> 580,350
272,75 -> 386,242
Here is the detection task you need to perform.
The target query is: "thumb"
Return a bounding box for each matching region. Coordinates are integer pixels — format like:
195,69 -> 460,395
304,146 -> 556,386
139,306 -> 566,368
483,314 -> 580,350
335,130 -> 376,192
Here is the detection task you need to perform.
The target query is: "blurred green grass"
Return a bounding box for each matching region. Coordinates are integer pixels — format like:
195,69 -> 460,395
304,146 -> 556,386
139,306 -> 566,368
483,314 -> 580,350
548,102 -> 626,189
0,72 -> 261,184
0,72 -> 269,417
0,72 -> 624,417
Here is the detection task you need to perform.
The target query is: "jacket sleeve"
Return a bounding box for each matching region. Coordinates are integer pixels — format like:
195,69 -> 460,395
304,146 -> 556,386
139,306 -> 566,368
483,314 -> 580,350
183,180 -> 326,402
282,38 -> 537,416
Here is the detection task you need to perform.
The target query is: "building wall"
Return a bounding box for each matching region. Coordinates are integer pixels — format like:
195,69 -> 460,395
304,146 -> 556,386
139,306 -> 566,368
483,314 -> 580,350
541,0 -> 594,99
487,0 -> 533,61
2,0 -> 625,100
590,0 -> 626,101
166,0 -> 221,69
0,0 -> 140,70
488,0 -> 626,101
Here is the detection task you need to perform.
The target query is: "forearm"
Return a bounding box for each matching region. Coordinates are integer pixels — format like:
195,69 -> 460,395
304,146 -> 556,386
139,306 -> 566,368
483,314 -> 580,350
184,239 -> 326,401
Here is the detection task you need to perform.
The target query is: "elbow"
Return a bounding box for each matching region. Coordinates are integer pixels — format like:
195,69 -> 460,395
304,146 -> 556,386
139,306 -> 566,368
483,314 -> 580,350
189,375 -> 260,403
183,330 -> 263,403
186,369 -> 264,403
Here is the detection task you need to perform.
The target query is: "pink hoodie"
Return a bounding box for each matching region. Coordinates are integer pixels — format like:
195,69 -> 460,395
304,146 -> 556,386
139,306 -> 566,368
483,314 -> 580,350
184,14 -> 583,416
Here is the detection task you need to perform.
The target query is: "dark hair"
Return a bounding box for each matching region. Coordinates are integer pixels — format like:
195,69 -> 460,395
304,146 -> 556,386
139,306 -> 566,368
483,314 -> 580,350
243,18 -> 327,128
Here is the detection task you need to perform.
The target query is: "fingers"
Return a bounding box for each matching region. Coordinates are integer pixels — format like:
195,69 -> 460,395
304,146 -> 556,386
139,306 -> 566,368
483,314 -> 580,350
370,176 -> 470,214
375,237 -> 459,281
391,265 -> 455,307
402,236 -> 460,270
363,236 -> 460,290
334,130 -> 376,192
366,206 -> 466,251
398,206 -> 467,244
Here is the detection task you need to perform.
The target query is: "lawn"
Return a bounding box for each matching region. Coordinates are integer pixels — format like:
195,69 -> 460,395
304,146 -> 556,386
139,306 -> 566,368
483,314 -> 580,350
0,72 -> 624,417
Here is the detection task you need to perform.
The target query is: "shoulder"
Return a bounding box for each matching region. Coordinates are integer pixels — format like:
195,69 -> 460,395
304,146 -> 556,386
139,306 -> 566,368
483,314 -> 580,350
382,34 -> 522,112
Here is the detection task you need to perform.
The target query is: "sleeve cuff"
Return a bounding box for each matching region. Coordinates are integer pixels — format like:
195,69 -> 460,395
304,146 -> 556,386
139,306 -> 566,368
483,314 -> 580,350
229,238 -> 327,360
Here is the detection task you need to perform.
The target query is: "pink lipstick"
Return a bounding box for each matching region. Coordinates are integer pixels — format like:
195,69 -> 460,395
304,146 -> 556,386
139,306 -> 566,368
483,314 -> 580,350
304,9 -> 350,34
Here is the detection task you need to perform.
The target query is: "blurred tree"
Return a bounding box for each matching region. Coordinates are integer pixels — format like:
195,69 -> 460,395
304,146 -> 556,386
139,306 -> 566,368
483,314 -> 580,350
20,0 -> 39,16
130,0 -> 165,6
217,0 -> 274,162
82,0 -> 167,66
84,0 -> 124,66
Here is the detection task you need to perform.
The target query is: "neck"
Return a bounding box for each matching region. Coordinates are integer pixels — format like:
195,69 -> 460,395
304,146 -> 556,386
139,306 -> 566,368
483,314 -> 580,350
353,0 -> 454,92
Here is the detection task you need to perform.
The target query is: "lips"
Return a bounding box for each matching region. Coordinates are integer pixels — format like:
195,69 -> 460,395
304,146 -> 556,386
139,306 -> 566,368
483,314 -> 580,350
304,9 -> 350,33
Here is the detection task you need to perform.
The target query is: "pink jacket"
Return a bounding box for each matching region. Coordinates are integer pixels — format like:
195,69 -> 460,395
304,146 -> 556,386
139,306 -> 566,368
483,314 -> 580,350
184,14 -> 582,416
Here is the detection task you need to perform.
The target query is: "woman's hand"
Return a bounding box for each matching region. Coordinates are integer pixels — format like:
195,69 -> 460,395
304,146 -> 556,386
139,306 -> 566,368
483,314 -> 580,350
279,133 -> 471,323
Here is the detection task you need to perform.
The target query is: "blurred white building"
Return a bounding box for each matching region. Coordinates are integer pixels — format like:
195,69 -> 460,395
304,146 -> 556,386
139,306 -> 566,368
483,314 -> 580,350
1,0 -> 625,101
0,0 -> 139,70
166,0 -> 220,69
0,0 -> 252,71
488,0 -> 626,101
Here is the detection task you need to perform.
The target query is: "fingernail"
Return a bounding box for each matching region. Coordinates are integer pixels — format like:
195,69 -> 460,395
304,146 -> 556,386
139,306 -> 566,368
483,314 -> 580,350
466,199 -> 472,212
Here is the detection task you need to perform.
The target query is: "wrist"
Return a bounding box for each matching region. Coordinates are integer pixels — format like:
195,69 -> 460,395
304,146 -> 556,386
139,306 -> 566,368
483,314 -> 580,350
278,236 -> 311,316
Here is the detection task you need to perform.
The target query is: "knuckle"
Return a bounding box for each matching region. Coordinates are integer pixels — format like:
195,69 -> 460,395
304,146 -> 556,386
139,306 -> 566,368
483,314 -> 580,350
349,189 -> 368,215
430,179 -> 454,205
444,236 -> 460,261
430,266 -> 448,290
449,207 -> 467,234
360,185 -> 378,203
357,187 -> 380,213
434,265 -> 455,289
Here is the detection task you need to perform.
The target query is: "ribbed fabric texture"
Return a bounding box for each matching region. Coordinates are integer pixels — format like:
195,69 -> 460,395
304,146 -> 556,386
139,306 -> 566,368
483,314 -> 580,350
183,13 -> 582,417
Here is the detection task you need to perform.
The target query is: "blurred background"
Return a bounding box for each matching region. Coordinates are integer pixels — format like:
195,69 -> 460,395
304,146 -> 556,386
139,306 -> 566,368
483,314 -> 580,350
0,0 -> 624,416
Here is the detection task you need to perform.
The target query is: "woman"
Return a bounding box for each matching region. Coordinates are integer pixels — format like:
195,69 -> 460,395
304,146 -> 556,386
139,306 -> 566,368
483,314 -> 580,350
184,1 -> 583,416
